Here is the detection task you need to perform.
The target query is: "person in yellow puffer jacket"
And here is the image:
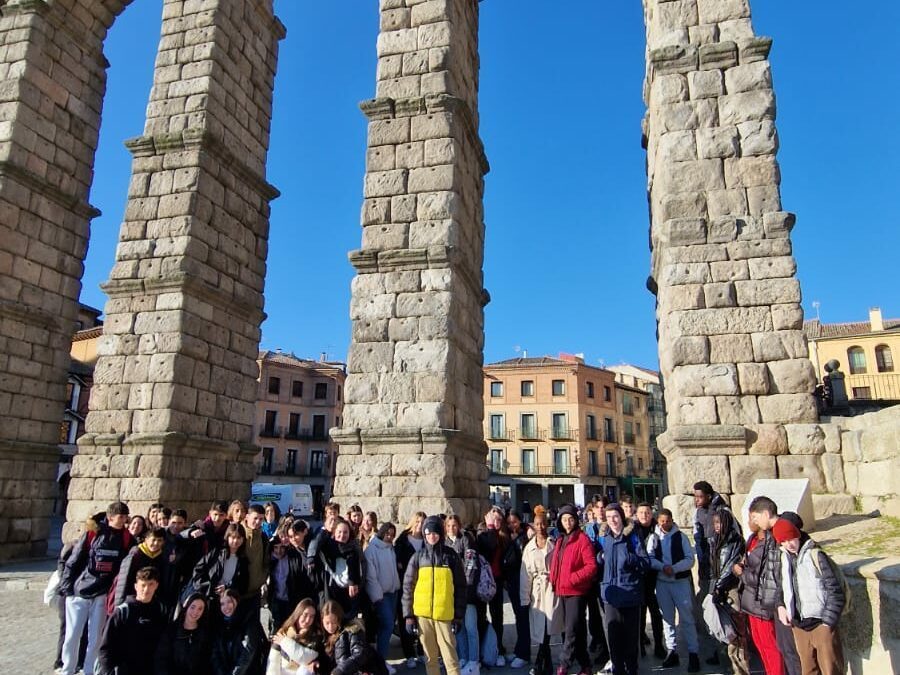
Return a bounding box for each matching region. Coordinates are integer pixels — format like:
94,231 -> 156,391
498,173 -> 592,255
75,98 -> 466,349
402,515 -> 467,675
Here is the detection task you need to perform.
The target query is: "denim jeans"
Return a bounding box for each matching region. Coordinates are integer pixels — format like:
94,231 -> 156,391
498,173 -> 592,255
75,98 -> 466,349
375,592 -> 397,659
62,595 -> 107,675
455,603 -> 479,663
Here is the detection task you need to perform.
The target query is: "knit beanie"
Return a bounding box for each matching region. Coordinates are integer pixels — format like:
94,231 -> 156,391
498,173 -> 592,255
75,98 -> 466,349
779,511 -> 804,531
558,504 -> 578,520
772,518 -> 800,544
422,515 -> 444,536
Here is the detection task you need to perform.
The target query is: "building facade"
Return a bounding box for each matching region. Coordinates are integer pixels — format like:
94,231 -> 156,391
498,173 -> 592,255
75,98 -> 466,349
483,355 -> 655,513
608,364 -> 669,499
804,307 -> 899,402
253,351 -> 347,514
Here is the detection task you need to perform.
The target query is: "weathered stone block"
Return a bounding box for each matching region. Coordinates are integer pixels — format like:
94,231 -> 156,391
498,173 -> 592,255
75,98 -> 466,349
734,279 -> 800,306
661,262 -> 711,286
697,0 -> 749,24
669,454 -> 731,494
697,127 -> 739,159
704,282 -> 736,308
335,454 -> 392,478
707,188 -> 748,218
666,336 -> 710,367
651,74 -> 689,104
662,494 -> 696,529
737,120 -> 778,157
762,211 -> 796,238
750,331 -> 808,362
674,396 -> 718,425
725,61 -> 771,93
730,455 -> 776,493
659,284 -> 706,311
393,340 -> 449,373
767,359 -> 816,395
708,333 -> 753,363
777,455 -> 826,493
820,453 -> 846,494
672,363 -> 739,396
785,424 -> 826,456
747,424 -> 789,456
719,90 -> 775,126
662,217 -> 707,247
687,69 -> 723,99
738,362 -> 770,395
710,260 -> 749,282
757,394 -> 818,425
670,306 -> 773,337
748,256 -> 796,280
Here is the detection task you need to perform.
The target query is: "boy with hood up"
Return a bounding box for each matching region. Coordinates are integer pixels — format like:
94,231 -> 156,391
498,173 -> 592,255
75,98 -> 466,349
774,519 -> 846,675
402,515 -> 467,675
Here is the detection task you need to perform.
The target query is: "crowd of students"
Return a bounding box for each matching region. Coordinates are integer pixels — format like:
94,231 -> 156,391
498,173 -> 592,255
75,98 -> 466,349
50,483 -> 849,675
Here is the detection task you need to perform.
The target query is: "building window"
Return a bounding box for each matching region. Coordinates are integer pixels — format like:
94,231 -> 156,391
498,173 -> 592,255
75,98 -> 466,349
639,457 -> 644,471
876,344 -> 894,372
261,447 -> 274,473
337,385 -> 342,401
634,397 -> 640,411
490,449 -> 504,473
312,414 -> 327,440
310,450 -> 325,476
314,382 -> 328,399
490,381 -> 503,397
553,448 -> 569,475
268,376 -> 281,395
489,414 -> 505,439
521,449 -> 536,474
262,410 -> 277,436
586,414 -> 597,440
286,449 -> 297,475
847,346 -> 867,374
292,380 -> 303,398
551,413 -> 568,438
636,422 -> 642,437
552,379 -> 565,396
624,421 -> 635,444
604,386 -> 611,402
604,417 -> 615,443
623,395 -> 634,416
519,413 -> 537,439
588,449 -> 598,476
288,413 -> 300,437
605,451 -> 616,475
586,381 -> 594,398
852,387 -> 872,399
521,380 -> 534,397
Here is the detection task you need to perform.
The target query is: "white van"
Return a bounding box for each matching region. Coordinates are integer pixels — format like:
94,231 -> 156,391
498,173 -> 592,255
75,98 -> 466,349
250,482 -> 314,518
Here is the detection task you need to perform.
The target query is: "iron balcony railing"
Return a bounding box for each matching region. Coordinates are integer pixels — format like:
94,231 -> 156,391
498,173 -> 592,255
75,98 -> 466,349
487,462 -> 575,477
845,373 -> 900,400
486,428 -> 514,441
259,425 -> 283,438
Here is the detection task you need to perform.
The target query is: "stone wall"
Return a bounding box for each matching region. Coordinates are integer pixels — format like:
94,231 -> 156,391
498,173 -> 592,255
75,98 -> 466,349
642,0 -> 837,516
62,0 -> 284,540
332,0 -> 490,526
0,0 -> 134,559
837,554 -> 900,674
835,406 -> 900,517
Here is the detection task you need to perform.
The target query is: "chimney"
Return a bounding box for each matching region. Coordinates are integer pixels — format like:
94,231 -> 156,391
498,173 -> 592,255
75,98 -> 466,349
320,351 -> 328,362
870,307 -> 884,332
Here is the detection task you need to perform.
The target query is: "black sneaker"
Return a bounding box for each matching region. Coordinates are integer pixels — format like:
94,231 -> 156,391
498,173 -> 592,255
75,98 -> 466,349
661,651 -> 679,668
654,644 -> 668,659
706,651 -> 720,665
688,653 -> 700,673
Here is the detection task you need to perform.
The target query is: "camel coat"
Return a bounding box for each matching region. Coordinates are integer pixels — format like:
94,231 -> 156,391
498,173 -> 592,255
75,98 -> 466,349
519,536 -> 562,644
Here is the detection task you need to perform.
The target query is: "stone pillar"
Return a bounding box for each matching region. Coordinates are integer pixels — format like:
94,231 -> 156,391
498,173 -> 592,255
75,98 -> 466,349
0,0 -> 119,559
643,0 -> 820,517
332,0 -> 489,526
66,0 -> 284,539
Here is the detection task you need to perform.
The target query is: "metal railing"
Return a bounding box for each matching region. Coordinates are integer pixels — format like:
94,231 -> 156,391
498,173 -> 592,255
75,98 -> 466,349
259,425 -> 283,438
845,373 -> 900,400
549,427 -> 577,440
487,462 -> 575,477
486,428 -> 514,441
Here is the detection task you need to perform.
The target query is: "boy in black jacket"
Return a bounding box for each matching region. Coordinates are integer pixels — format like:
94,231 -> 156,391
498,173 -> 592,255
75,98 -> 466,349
97,566 -> 167,675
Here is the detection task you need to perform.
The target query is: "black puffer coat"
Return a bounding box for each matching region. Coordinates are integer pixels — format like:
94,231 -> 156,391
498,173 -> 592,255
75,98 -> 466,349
211,604 -> 268,675
190,548 -> 249,602
739,531 -> 780,619
155,620 -> 212,675
709,508 -> 745,600
331,620 -> 388,675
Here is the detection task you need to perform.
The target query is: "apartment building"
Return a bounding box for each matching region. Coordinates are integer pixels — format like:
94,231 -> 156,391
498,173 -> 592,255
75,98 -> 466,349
804,307 -> 899,402
484,354 -> 658,512
608,364 -> 668,498
254,350 -> 346,514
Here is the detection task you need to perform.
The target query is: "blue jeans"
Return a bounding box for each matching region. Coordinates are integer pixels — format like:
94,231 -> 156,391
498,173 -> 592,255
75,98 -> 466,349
456,603 -> 479,663
375,592 -> 397,659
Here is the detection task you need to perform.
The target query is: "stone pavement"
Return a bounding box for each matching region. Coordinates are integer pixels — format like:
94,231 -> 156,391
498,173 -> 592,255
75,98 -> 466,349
0,572 -> 749,675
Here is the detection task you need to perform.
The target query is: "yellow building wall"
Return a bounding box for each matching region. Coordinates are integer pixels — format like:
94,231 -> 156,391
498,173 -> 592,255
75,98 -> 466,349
809,333 -> 899,400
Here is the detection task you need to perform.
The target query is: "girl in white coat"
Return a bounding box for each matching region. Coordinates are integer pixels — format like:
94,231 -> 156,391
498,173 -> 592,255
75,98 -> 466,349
519,514 -> 562,675
267,598 -> 323,675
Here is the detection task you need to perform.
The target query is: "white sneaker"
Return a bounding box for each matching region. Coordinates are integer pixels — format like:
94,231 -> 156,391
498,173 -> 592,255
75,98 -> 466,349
388,665 -> 397,675
406,658 -> 418,670
602,661 -> 613,673
495,656 -> 507,668
459,660 -> 468,670
466,663 -> 481,675
509,658 -> 528,669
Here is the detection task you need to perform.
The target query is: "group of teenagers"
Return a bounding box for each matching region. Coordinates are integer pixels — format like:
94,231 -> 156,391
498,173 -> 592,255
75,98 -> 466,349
49,481 -> 848,675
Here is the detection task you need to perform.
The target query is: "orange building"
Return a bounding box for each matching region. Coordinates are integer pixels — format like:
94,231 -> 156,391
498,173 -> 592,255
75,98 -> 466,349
483,354 -> 658,512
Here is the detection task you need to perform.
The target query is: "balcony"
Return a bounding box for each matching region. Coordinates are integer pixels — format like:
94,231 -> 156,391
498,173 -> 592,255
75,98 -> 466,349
518,426 -> 541,441
548,427 -> 577,441
259,425 -> 283,438
585,428 -> 599,441
623,433 -> 636,445
487,462 -> 574,477
285,427 -> 309,440
845,373 -> 900,401
486,428 -> 514,441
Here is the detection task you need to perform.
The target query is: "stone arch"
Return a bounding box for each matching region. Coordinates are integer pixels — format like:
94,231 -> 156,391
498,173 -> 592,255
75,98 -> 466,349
0,0 -> 285,557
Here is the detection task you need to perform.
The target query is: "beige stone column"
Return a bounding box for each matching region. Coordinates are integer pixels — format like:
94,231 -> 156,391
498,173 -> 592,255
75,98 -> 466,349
642,0 -> 830,519
0,0 -> 118,559
65,0 -> 284,538
332,0 -> 489,526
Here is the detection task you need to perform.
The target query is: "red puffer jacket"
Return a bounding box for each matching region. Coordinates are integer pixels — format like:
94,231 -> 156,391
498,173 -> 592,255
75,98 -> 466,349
548,529 -> 597,596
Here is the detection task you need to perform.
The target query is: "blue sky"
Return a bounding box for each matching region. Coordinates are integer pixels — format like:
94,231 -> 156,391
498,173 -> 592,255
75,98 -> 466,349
83,1 -> 899,370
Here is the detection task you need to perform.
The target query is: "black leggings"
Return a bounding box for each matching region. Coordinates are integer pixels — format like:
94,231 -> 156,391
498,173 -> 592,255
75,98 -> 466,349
559,595 -> 591,671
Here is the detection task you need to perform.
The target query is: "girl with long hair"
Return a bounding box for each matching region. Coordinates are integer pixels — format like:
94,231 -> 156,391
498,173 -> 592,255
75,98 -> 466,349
266,598 -> 324,675
322,600 -> 387,675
